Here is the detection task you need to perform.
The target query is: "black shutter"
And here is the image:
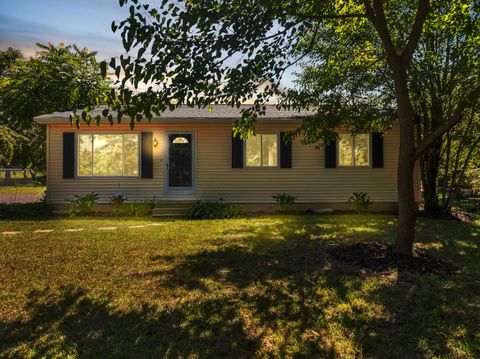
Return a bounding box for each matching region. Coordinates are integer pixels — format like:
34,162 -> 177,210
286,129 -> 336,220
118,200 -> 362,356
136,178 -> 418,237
141,132 -> 153,178
324,138 -> 337,168
372,132 -> 384,168
63,132 -> 75,179
280,132 -> 292,168
232,132 -> 244,168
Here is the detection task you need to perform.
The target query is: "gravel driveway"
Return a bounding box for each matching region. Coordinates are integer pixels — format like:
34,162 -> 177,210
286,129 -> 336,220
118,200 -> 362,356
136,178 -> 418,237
0,194 -> 43,204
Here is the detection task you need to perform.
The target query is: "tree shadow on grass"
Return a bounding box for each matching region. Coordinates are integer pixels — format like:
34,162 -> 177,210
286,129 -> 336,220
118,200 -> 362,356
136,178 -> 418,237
1,285 -> 263,358
1,216 -> 479,358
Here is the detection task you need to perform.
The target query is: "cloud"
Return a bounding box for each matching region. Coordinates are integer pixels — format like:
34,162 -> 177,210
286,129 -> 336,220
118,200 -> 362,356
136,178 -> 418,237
0,13 -> 125,59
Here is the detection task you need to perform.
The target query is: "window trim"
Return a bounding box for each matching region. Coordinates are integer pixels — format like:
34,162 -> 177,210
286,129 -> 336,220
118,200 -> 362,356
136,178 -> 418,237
76,132 -> 141,179
244,132 -> 280,168
337,133 -> 371,168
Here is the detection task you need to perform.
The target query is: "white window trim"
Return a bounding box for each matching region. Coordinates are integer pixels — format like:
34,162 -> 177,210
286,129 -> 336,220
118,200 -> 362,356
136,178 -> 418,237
76,132 -> 141,178
337,133 -> 371,168
244,133 -> 280,168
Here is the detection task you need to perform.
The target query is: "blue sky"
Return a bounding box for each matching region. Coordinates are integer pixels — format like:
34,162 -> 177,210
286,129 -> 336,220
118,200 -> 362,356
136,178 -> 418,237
0,0 -> 128,59
1,0 -> 297,88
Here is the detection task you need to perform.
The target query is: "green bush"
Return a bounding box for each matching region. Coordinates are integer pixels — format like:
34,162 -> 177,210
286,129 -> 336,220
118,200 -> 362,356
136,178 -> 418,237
110,193 -> 126,215
68,192 -> 99,217
272,192 -> 297,213
185,199 -> 244,220
348,192 -> 373,213
118,200 -> 154,217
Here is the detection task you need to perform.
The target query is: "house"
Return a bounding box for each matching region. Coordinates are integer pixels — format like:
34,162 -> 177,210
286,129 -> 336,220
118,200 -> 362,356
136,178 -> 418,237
34,105 -> 420,212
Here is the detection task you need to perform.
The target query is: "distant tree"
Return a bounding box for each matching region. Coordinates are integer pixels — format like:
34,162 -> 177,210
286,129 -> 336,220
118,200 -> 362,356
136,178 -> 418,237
407,1 -> 480,212
0,43 -> 109,174
0,43 -> 109,130
94,0 -> 479,254
0,125 -> 18,167
439,109 -> 480,211
0,47 -> 23,77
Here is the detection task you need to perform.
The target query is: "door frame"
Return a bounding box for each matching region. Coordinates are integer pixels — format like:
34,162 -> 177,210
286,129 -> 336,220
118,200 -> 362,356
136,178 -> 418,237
164,131 -> 196,195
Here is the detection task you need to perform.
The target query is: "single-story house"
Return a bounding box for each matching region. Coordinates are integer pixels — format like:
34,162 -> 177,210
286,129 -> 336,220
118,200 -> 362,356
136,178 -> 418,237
34,105 -> 420,212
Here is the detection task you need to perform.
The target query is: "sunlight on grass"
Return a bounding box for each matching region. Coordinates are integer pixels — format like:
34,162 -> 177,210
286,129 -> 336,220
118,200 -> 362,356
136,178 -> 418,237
0,214 -> 478,358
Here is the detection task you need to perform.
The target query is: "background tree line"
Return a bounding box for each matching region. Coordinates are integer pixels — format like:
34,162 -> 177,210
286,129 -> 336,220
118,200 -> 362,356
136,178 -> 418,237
0,43 -> 108,178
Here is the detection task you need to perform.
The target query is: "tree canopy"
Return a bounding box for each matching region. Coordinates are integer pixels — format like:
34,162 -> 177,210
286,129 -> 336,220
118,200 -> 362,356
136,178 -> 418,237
0,43 -> 109,174
0,43 -> 109,130
91,0 -> 479,254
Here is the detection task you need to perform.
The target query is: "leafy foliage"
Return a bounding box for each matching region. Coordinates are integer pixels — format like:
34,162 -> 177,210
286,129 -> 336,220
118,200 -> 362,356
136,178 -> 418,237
438,109 -> 480,210
0,47 -> 22,77
272,192 -> 297,213
0,43 -> 109,129
93,0 -> 479,254
110,193 -> 126,208
0,125 -> 19,167
348,192 -> 373,213
68,192 -> 99,217
0,43 -> 109,173
185,199 -> 245,220
117,200 -> 154,217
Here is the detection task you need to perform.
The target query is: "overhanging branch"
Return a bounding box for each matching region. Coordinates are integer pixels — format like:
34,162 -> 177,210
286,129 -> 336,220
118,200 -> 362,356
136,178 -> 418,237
413,82 -> 480,160
401,0 -> 430,64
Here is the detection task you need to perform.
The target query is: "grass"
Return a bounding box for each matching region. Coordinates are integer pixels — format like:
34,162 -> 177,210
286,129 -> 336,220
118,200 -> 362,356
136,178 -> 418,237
0,186 -> 46,195
0,214 -> 479,358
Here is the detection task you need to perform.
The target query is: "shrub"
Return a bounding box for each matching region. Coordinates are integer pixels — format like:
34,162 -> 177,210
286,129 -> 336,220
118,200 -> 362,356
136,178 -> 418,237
272,192 -> 297,213
110,193 -> 126,215
185,199 -> 244,219
110,193 -> 126,207
348,192 -> 372,213
68,192 -> 99,217
119,200 -> 154,217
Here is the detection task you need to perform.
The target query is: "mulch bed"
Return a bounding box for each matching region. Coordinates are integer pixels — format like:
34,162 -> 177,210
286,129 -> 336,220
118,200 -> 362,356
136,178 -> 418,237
417,210 -> 478,223
327,241 -> 453,274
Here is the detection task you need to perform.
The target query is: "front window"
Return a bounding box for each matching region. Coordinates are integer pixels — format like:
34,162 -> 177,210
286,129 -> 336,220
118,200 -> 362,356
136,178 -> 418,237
338,134 -> 370,167
77,133 -> 139,177
246,134 -> 278,167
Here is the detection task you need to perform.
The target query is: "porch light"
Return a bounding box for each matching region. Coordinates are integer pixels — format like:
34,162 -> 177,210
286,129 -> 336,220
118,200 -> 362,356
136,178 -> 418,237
153,138 -> 159,147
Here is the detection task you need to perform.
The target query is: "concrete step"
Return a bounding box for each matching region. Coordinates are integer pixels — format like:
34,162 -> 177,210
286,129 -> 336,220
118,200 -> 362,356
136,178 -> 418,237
152,202 -> 195,218
151,213 -> 183,219
154,201 -> 195,208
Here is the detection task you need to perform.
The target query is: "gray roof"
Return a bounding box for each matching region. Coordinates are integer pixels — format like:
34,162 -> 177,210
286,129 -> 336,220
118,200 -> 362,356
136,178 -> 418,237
34,105 -> 312,124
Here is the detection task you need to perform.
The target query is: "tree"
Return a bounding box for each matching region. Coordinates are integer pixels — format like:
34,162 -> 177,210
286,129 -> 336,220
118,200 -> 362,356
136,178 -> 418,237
0,47 -> 23,77
94,0 -> 479,255
439,109 -> 480,211
407,1 -> 480,212
0,125 -> 18,167
0,43 -> 109,173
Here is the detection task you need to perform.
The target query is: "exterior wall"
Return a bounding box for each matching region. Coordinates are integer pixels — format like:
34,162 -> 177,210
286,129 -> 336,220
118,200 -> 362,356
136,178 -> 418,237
46,122 -> 415,207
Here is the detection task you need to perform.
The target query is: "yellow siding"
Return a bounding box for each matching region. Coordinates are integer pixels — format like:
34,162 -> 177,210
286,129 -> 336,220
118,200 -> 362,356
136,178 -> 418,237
46,122 -> 408,204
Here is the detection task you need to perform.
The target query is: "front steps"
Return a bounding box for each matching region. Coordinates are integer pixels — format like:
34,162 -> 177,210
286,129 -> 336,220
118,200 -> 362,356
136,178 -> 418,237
151,201 -> 195,218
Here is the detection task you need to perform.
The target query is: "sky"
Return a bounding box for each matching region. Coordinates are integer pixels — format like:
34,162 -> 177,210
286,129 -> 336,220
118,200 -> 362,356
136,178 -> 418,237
0,0 -> 128,60
0,0 -> 297,88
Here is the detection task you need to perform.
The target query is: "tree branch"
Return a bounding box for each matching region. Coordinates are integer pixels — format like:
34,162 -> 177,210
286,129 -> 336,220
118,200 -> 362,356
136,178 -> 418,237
286,12 -> 368,20
414,81 -> 480,160
364,0 -> 399,63
401,0 -> 430,64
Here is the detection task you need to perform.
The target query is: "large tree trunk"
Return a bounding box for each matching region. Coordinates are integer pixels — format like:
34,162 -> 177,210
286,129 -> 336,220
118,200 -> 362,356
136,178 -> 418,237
422,139 -> 442,212
393,68 -> 417,255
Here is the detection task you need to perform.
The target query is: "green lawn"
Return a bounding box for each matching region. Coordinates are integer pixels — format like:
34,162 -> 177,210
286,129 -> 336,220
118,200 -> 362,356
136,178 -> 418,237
0,215 -> 479,358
